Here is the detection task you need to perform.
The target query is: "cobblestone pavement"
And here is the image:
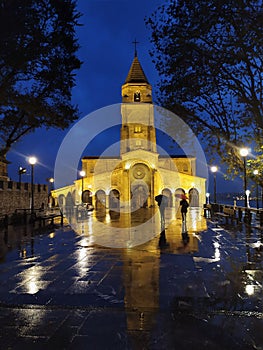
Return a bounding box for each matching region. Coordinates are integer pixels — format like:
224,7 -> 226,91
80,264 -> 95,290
0,208 -> 262,349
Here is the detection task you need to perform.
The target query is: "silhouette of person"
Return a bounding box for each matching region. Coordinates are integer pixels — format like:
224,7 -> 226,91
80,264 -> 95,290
180,198 -> 189,222
182,230 -> 189,245
159,229 -> 167,248
181,220 -> 189,245
155,195 -> 168,230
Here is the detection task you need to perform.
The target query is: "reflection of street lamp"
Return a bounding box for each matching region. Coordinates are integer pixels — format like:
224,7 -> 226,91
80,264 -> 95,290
210,166 -> 218,203
28,156 -> 37,215
79,170 -> 86,202
253,170 -> 259,209
246,190 -> 251,208
240,148 -> 249,208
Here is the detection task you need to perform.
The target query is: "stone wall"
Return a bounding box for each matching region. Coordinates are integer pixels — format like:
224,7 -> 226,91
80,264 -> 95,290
0,180 -> 49,216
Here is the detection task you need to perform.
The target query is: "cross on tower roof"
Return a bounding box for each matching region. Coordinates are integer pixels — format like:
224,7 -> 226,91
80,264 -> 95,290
132,39 -> 139,57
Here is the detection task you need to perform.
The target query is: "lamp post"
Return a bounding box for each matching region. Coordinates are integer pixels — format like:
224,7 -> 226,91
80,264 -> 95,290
28,156 -> 37,216
79,170 -> 86,203
246,190 -> 251,208
47,177 -> 54,208
210,166 -> 218,203
253,170 -> 259,209
206,192 -> 210,204
239,148 -> 249,208
18,166 -> 26,185
47,177 -> 54,193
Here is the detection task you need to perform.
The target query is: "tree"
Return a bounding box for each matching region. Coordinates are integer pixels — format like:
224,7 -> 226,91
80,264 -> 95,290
146,0 -> 263,184
0,0 -> 82,158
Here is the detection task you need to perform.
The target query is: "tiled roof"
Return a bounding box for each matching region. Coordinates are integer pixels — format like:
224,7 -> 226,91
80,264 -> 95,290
125,56 -> 149,84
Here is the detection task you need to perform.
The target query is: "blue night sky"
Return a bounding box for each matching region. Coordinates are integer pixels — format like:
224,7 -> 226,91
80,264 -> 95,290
7,0 -> 244,195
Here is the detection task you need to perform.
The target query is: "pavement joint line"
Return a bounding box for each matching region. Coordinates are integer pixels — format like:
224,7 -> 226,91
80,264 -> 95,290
0,302 -> 127,311
207,310 -> 263,318
0,302 -> 262,319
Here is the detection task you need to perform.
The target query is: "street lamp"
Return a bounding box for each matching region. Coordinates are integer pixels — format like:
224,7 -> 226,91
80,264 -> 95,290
246,190 -> 251,208
253,170 -> 259,209
239,147 -> 249,208
206,192 -> 210,204
28,156 -> 37,216
210,166 -> 218,203
79,170 -> 86,202
47,177 -> 54,208
47,177 -> 54,193
18,166 -> 26,185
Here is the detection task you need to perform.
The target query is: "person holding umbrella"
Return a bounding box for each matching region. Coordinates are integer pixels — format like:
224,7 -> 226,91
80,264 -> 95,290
155,194 -> 168,229
180,194 -> 189,222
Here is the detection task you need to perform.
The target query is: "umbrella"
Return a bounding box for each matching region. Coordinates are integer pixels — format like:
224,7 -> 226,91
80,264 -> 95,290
155,194 -> 168,206
175,193 -> 188,200
181,194 -> 188,200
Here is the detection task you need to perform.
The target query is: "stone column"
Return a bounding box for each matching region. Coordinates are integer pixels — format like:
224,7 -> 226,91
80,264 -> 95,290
151,169 -> 156,207
105,194 -> 109,209
123,169 -> 130,210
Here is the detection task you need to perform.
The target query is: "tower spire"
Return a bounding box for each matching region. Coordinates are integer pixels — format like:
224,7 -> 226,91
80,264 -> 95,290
132,38 -> 139,57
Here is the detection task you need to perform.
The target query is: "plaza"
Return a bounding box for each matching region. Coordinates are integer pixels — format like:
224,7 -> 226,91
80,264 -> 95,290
0,207 -> 262,349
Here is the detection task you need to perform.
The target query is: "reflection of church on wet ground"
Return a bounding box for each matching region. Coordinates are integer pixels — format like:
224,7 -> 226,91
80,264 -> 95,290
52,51 -> 206,211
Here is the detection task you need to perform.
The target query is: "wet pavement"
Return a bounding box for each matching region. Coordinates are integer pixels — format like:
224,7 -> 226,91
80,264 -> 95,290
0,208 -> 262,349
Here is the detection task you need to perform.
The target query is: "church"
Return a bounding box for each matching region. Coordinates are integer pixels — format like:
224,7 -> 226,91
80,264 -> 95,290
52,51 -> 206,214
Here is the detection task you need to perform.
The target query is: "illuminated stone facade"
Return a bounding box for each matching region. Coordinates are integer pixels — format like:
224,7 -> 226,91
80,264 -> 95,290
52,54 -> 206,210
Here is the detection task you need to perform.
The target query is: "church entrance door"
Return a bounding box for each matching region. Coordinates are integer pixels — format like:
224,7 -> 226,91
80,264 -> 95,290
131,181 -> 149,210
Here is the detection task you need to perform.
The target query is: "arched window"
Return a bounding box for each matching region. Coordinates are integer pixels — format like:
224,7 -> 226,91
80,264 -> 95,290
134,91 -> 141,102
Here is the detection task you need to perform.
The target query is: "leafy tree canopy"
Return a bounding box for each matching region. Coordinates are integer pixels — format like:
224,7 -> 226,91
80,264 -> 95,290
0,0 -> 82,157
146,0 -> 263,184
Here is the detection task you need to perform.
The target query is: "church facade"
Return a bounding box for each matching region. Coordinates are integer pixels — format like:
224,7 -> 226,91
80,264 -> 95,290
52,54 -> 206,212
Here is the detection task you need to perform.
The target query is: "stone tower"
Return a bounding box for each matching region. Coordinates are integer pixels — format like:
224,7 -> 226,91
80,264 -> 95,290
120,52 -> 157,155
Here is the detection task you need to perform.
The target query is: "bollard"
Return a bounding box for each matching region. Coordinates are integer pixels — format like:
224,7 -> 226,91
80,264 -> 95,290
247,210 -> 252,225
23,209 -> 27,224
203,205 -> 208,218
260,211 -> 263,226
244,209 -> 252,225
60,211 -> 64,226
4,214 -> 8,228
238,208 -> 242,222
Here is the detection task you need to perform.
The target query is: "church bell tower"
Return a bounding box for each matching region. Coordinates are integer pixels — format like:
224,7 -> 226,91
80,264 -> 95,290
120,47 -> 157,155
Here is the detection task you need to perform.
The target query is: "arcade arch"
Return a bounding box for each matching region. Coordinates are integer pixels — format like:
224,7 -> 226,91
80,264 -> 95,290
82,190 -> 92,205
189,188 -> 199,207
162,188 -> 172,207
109,189 -> 120,210
95,190 -> 106,210
174,188 -> 186,202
